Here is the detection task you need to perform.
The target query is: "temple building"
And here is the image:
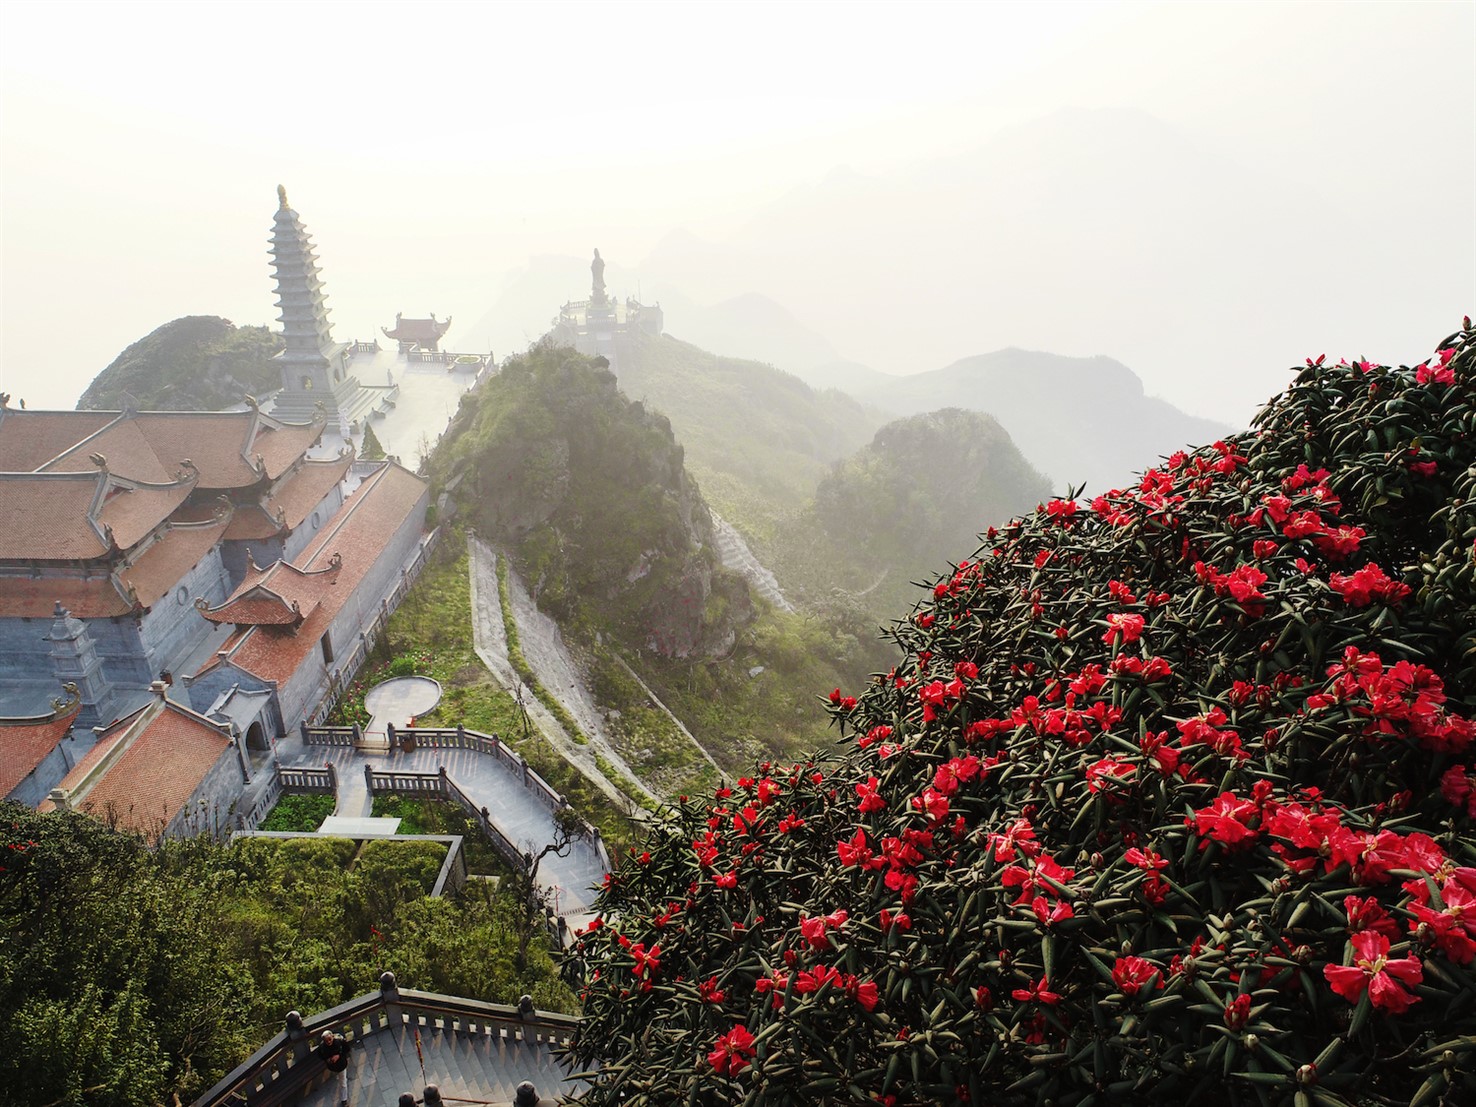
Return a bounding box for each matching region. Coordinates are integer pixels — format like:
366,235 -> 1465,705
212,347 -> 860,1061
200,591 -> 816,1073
39,680 -> 248,841
0,395 -> 432,818
265,186 -> 396,437
382,312 -> 452,353
550,249 -> 664,359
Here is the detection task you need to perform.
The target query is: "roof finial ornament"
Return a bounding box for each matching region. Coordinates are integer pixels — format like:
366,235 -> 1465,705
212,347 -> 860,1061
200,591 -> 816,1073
277,184 -> 289,211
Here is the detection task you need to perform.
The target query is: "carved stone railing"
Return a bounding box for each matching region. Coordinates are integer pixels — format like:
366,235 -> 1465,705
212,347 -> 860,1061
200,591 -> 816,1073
190,976 -> 579,1107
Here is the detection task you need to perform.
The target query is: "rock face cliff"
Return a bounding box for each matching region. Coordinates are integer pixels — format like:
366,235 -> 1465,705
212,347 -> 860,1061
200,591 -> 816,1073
434,342 -> 752,658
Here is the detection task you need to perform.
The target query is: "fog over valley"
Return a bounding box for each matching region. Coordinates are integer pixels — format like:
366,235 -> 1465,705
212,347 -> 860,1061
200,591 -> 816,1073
3,1 -> 1470,430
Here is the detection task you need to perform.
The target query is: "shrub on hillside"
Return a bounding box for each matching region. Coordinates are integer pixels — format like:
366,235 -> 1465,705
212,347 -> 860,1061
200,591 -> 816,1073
565,322 -> 1476,1106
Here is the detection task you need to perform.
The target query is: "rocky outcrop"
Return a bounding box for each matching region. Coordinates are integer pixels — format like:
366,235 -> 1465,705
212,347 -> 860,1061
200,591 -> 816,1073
435,343 -> 754,659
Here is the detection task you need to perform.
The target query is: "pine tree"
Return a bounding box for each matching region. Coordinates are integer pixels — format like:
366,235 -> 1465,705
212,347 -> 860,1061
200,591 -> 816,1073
360,421 -> 386,460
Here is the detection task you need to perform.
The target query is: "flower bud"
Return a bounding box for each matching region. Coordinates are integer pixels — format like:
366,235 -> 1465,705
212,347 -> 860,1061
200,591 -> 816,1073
1296,1064 -> 1318,1087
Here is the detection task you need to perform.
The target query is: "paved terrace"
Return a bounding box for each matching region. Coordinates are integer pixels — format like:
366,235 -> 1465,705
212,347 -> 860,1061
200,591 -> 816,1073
278,740 -> 607,914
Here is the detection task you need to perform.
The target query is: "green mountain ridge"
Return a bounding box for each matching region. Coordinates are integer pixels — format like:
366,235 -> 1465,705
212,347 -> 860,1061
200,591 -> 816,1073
77,315 -> 282,411
433,341 -> 748,660
601,330 -> 888,543
770,407 -> 1053,622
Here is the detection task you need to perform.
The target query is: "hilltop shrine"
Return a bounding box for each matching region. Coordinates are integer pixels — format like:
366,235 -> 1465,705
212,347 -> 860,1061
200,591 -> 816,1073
550,249 -> 663,359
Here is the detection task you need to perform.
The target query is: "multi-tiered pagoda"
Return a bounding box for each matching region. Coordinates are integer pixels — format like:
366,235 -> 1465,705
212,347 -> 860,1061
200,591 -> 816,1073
266,186 -> 386,436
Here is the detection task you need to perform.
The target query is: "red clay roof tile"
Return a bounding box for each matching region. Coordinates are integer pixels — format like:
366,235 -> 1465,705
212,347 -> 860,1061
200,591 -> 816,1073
0,409 -> 119,471
0,700 -> 82,798
208,463 -> 427,684
118,519 -> 230,609
48,698 -> 232,840
0,576 -> 132,618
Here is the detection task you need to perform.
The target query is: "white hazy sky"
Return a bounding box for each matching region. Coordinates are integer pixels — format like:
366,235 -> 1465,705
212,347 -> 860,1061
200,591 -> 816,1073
2,0 -> 1473,421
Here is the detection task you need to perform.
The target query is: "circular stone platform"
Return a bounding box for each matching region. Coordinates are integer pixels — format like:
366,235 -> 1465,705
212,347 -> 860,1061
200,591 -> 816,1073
362,675 -> 442,726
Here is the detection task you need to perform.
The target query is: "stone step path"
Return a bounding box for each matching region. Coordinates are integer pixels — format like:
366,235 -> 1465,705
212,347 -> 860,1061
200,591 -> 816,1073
468,536 -> 659,810
710,512 -> 794,612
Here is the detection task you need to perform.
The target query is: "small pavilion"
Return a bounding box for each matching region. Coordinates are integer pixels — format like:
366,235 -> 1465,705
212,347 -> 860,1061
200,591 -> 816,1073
382,313 -> 452,353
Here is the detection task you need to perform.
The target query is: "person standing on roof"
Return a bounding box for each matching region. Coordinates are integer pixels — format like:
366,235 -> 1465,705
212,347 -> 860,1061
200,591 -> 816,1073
317,1028 -> 350,1105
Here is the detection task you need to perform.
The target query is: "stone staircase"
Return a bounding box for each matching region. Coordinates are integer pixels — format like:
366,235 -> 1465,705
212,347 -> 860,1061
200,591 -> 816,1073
709,513 -> 794,612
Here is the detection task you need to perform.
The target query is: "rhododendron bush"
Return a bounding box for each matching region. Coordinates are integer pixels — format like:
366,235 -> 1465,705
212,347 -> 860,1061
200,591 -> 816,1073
564,324 -> 1476,1106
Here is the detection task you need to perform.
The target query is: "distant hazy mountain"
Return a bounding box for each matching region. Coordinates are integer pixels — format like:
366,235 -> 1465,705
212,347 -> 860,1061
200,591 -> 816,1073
770,407 -> 1051,621
78,316 -> 282,411
606,331 -> 886,540
857,348 -> 1232,493
790,360 -> 899,395
660,291 -> 844,376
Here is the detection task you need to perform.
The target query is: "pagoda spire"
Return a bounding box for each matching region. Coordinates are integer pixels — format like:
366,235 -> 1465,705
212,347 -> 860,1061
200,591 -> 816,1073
264,188 -> 379,436
269,187 -> 346,388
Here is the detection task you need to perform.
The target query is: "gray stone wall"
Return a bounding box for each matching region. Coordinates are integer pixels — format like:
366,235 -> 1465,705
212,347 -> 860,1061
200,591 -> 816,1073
277,484 -> 430,728
220,536 -> 286,590
0,615 -> 55,685
183,664 -> 282,735
0,547 -> 231,700
138,547 -> 232,678
283,482 -> 347,563
164,741 -> 247,840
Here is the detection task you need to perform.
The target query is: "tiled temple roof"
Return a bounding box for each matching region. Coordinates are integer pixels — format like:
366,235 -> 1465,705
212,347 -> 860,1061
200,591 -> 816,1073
41,694 -> 232,839
198,463 -> 427,684
118,517 -> 232,609
40,409 -> 323,488
0,473 -> 113,559
0,409 -> 117,471
198,551 -> 342,627
0,576 -> 133,619
0,470 -> 195,561
382,315 -> 451,343
0,698 -> 82,798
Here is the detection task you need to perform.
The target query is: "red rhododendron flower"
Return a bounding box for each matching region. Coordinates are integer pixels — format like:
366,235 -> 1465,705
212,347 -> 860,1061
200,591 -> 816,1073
1191,792 -> 1260,846
856,777 -> 886,813
1344,894 -> 1400,939
837,827 -> 882,869
1329,563 -> 1410,607
1011,976 -> 1061,1005
1407,877 -> 1476,964
708,1024 -> 756,1075
1104,612 -> 1146,645
933,755 -> 981,795
1085,756 -> 1135,793
1111,955 -> 1161,997
1440,765 -> 1476,818
879,908 -> 912,933
1323,931 -> 1422,1013
849,977 -> 881,1011
1224,994 -> 1253,1029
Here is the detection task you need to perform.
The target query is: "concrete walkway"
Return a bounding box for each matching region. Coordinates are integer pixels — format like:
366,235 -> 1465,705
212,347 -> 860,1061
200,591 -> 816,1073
279,740 -> 607,913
